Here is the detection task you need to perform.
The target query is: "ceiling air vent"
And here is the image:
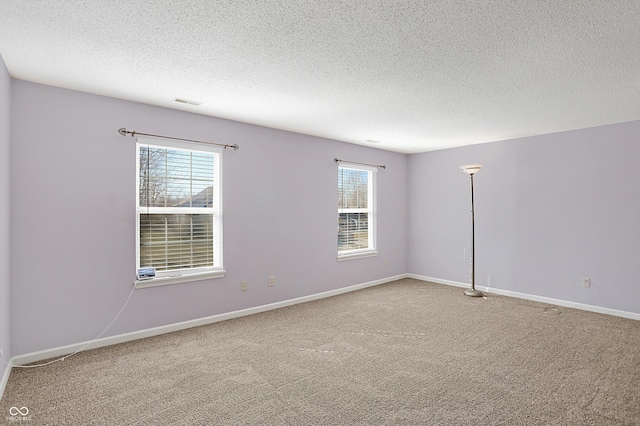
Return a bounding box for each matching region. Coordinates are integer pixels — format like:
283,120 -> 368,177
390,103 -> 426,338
174,97 -> 202,106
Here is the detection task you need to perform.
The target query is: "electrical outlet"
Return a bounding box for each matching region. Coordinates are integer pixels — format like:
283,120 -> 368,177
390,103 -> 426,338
241,281 -> 247,291
582,277 -> 591,288
268,276 -> 275,287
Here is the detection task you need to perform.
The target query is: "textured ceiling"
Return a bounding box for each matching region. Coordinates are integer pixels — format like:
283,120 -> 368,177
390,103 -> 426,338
1,1 -> 639,153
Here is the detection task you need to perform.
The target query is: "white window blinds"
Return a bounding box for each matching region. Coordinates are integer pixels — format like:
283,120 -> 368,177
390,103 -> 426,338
136,138 -> 223,278
337,163 -> 376,255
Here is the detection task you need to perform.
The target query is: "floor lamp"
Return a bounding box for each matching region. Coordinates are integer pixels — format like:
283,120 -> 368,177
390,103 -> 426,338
460,164 -> 483,297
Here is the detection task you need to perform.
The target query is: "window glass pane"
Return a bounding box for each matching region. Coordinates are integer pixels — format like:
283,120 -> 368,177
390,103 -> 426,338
338,168 -> 368,209
139,146 -> 215,208
338,212 -> 369,252
139,214 -> 214,271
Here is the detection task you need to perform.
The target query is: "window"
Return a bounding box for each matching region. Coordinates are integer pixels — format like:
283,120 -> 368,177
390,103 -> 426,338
135,138 -> 223,287
337,163 -> 377,260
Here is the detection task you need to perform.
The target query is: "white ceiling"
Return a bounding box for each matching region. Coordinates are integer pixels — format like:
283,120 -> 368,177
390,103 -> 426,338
1,1 -> 639,153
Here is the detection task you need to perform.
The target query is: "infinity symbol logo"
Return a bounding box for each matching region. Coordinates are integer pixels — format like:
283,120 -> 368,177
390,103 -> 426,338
9,406 -> 28,416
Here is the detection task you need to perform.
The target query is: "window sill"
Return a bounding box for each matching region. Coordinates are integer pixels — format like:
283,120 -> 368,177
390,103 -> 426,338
337,250 -> 379,262
134,270 -> 226,289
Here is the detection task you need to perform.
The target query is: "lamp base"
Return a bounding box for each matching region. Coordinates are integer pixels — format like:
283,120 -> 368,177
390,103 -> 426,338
464,289 -> 484,297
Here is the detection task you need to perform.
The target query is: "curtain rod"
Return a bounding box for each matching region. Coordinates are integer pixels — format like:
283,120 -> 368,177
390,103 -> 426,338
118,128 -> 239,150
334,157 -> 386,169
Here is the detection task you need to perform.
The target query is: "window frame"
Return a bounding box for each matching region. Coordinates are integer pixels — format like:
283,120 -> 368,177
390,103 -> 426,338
337,162 -> 378,261
134,137 -> 225,288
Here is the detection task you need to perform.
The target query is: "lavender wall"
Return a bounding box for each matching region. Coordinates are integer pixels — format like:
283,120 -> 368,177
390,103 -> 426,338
408,121 -> 640,314
10,80 -> 408,356
9,76 -> 638,358
0,55 -> 11,375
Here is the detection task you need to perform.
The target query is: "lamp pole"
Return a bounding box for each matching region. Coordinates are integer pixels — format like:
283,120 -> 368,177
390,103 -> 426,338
460,165 -> 483,297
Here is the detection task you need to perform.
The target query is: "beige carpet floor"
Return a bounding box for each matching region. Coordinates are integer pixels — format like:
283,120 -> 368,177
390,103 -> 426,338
1,278 -> 639,425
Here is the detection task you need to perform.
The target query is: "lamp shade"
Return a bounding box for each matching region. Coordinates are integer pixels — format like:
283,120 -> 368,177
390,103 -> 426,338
460,164 -> 482,175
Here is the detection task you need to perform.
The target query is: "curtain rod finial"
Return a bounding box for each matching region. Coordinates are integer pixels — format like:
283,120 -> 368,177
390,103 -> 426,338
233,144 -> 239,150
118,128 -> 128,136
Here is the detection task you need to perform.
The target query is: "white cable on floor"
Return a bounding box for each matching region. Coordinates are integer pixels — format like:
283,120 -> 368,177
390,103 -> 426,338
11,284 -> 136,368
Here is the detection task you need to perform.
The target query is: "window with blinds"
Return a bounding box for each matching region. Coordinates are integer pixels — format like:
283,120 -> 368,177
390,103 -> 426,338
337,163 -> 376,258
136,138 -> 223,283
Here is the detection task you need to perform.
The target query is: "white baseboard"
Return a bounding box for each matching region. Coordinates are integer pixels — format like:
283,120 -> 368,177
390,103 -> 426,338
407,274 -> 640,321
0,358 -> 12,402
406,275 -> 468,289
12,274 -> 408,367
